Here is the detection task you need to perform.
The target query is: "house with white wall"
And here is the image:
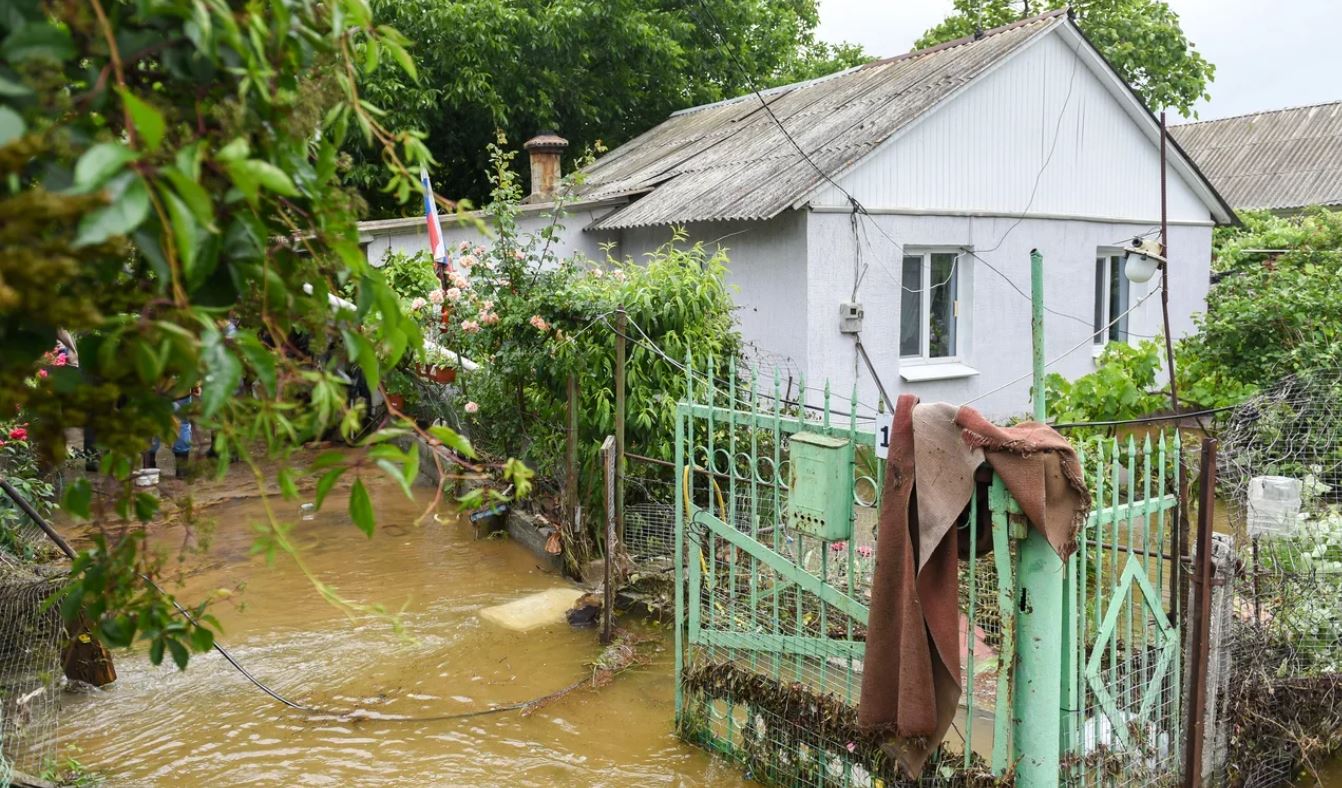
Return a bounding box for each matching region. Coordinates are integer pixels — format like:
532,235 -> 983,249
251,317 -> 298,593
360,9 -> 1235,418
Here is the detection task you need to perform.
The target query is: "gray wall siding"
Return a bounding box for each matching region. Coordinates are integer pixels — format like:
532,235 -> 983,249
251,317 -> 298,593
804,211 -> 1211,419
615,213 -> 810,375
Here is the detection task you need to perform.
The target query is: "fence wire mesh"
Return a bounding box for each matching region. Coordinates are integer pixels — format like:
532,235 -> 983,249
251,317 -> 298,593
1213,369 -> 1342,786
0,562 -> 64,782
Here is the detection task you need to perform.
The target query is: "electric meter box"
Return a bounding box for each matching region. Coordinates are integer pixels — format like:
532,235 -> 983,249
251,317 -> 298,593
787,432 -> 855,541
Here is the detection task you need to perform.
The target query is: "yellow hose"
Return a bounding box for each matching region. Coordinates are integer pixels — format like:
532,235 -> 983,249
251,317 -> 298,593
682,465 -> 728,577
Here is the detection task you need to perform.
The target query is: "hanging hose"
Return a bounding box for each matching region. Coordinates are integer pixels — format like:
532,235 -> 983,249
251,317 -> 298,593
0,477 -> 588,723
681,465 -> 728,578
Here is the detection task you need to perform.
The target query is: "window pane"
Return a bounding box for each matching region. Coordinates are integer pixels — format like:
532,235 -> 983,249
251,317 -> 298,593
1108,255 -> 1129,342
1093,258 -> 1106,344
900,255 -> 922,357
928,253 -> 958,358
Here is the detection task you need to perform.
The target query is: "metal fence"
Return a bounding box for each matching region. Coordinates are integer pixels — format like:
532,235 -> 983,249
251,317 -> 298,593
670,362 -> 1187,786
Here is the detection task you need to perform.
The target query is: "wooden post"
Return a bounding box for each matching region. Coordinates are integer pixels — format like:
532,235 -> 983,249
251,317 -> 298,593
566,374 -> 579,526
614,307 -> 627,542
601,435 -> 617,645
1184,438 -> 1217,787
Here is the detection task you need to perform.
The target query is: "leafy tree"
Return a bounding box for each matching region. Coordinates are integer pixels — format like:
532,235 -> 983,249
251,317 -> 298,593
351,0 -> 869,215
0,0 -> 505,667
915,0 -> 1214,117
1179,208 -> 1342,399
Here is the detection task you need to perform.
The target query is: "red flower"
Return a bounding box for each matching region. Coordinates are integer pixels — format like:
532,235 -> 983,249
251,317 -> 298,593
37,368 -> 48,378
8,427 -> 27,441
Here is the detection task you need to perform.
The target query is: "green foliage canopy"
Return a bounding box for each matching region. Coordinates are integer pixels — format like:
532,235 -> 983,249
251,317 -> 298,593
915,0 -> 1214,117
352,0 -> 869,214
0,0 -> 478,667
1179,208 -> 1342,395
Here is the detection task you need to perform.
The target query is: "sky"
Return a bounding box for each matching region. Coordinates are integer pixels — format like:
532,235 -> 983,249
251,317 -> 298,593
815,0 -> 1342,121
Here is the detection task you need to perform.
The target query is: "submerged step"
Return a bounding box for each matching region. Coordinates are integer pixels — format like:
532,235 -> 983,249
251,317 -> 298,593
478,587 -> 585,632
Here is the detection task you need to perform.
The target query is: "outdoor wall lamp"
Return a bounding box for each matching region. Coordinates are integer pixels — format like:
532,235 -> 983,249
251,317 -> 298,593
1123,238 -> 1166,283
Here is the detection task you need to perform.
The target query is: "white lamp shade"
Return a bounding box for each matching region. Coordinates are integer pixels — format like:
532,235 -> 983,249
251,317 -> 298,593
1124,250 -> 1159,283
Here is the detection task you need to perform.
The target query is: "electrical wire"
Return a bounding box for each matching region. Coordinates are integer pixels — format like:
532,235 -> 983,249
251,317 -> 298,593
960,277 -> 1163,407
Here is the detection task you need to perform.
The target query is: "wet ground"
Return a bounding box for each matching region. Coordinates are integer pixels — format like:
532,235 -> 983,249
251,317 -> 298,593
54,474 -> 743,786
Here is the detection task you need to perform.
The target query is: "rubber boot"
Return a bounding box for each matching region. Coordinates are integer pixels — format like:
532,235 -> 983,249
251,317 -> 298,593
174,452 -> 190,479
142,450 -> 157,470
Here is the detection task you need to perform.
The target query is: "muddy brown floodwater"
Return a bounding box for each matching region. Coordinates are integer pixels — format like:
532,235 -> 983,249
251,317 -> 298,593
55,479 -> 746,786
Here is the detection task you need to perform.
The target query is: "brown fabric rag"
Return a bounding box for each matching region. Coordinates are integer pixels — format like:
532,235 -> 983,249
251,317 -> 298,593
858,399 -> 1090,778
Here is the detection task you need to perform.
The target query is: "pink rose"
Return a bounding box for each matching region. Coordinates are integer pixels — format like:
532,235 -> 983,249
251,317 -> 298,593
482,312 -> 500,326
857,545 -> 873,558
409,297 -> 428,311
458,240 -> 470,252
481,300 -> 494,311
528,315 -> 549,332
461,320 -> 481,334
37,369 -> 48,378
590,268 -> 603,278
473,245 -> 485,256
512,250 -> 524,261
830,541 -> 847,553
450,272 -> 470,290
464,401 -> 479,414
445,287 -> 462,302
9,427 -> 28,441
459,254 -> 478,269
429,289 -> 445,305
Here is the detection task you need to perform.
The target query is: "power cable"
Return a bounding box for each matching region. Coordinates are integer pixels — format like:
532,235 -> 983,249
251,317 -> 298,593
961,277 -> 1163,407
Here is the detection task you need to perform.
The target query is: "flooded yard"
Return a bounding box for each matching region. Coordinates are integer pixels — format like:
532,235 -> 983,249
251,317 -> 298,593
53,479 -> 741,786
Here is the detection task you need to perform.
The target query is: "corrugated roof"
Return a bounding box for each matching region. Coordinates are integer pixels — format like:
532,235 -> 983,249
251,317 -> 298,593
579,10 -> 1069,231
1172,101 -> 1342,212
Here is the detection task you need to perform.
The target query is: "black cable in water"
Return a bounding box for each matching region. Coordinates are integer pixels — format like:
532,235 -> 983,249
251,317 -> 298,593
0,477 -> 545,722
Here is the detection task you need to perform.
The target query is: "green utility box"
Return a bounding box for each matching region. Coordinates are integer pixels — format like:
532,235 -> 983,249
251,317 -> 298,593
787,432 -> 854,542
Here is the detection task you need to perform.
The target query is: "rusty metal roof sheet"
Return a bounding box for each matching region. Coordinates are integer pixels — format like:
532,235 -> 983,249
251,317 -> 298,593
1172,102 -> 1342,212
580,10 -> 1068,231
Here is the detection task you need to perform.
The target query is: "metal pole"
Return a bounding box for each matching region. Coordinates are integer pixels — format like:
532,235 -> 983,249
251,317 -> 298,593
1160,110 -> 1190,625
1183,439 -> 1217,787
0,477 -> 75,558
614,307 -> 627,542
1014,248 -> 1064,786
601,435 -> 617,645
566,374 -> 579,527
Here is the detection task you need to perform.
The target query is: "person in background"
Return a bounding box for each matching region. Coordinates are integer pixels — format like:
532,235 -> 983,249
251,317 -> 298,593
145,396 -> 192,479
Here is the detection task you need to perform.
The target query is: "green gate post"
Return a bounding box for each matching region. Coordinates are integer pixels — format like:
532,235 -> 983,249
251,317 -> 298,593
1014,248 -> 1065,786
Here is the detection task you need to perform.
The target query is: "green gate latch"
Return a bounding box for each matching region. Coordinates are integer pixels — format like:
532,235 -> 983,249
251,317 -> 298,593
787,432 -> 854,542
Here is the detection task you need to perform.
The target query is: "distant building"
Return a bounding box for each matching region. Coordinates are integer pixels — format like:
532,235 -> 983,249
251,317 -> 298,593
1172,101 -> 1342,214
362,9 -> 1234,417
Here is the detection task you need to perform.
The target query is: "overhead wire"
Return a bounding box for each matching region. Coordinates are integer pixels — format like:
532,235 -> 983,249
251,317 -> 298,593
961,277 -> 1164,407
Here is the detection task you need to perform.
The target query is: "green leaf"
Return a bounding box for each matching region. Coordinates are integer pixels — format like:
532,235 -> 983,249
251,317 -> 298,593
74,142 -> 138,192
382,38 -> 417,81
149,636 -> 165,665
163,167 -> 215,229
133,492 -> 160,521
75,175 -> 150,246
0,74 -> 31,97
167,637 -> 190,669
118,88 -> 166,151
315,467 -> 345,508
235,332 -> 277,396
0,106 -> 26,147
342,329 -> 380,394
160,186 -> 199,279
277,466 -> 298,501
226,159 -> 299,203
348,478 -> 374,537
99,615 -> 135,648
215,137 -> 249,162
429,425 -> 476,458
199,325 -> 243,418
64,479 -> 92,519
1,21 -> 74,62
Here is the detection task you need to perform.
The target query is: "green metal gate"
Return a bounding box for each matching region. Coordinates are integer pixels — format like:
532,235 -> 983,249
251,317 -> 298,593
671,357 -> 1187,787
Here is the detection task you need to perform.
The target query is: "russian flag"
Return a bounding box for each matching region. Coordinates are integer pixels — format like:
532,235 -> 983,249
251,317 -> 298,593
421,167 -> 449,266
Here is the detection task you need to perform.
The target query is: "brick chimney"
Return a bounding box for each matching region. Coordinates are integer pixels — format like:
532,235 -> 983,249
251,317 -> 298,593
523,131 -> 568,200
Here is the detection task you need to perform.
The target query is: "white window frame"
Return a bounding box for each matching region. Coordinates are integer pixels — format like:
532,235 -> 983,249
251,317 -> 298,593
899,248 -> 966,364
1093,250 -> 1131,347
